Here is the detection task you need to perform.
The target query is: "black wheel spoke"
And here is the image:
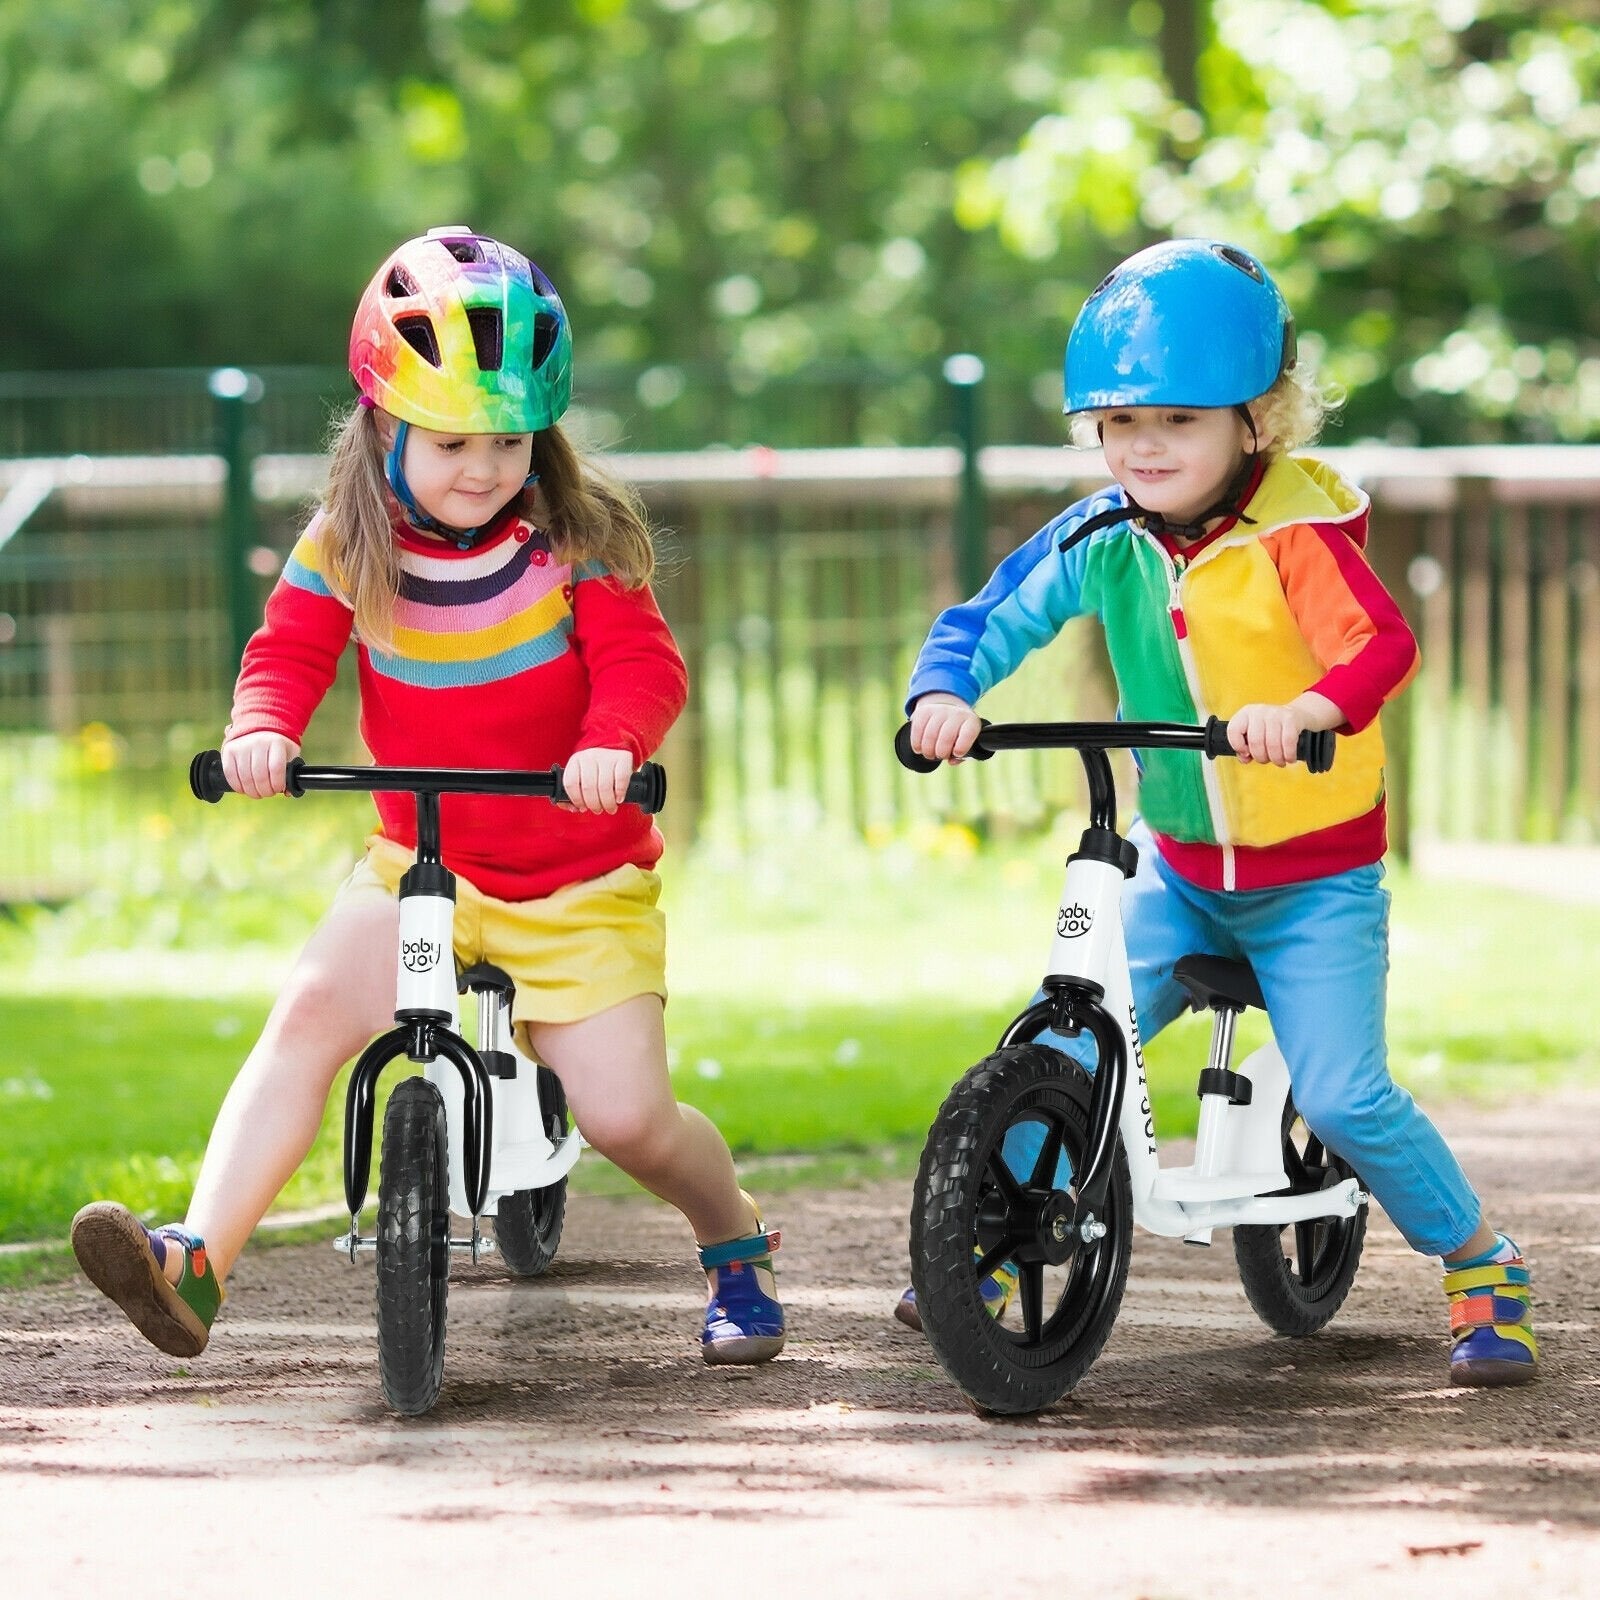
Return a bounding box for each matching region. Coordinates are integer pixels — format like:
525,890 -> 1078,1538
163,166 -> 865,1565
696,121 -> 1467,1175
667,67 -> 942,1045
973,1240 -> 1016,1284
1293,1219 -> 1318,1284
1017,1261 -> 1046,1344
985,1144 -> 1025,1205
1029,1120 -> 1066,1190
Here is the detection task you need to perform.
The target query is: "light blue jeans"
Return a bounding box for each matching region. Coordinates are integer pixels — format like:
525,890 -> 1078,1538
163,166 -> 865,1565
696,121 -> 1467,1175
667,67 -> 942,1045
1006,820 -> 1481,1258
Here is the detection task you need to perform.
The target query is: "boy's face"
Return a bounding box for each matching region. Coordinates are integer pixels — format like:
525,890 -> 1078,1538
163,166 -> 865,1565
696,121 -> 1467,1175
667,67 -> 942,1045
1097,407 -> 1262,530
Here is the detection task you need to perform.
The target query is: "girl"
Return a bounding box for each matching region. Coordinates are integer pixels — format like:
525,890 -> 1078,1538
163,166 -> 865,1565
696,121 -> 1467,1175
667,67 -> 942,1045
896,239 -> 1535,1388
71,226 -> 785,1368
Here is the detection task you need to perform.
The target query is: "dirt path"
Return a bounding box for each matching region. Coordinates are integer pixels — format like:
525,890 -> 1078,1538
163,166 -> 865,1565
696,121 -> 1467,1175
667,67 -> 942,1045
4,1089 -> 1597,1599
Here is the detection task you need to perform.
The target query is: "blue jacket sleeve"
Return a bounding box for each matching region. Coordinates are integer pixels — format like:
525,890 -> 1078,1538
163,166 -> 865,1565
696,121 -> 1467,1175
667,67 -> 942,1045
906,508 -> 1095,712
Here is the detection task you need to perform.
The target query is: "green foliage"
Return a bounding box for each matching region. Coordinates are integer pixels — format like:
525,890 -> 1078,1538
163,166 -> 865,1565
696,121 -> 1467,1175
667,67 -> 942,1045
2,1 -> 1592,443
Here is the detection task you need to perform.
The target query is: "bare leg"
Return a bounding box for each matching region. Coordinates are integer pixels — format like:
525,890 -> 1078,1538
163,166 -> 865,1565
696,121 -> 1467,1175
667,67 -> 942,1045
523,995 -> 755,1245
1442,1222 -> 1499,1264
183,891 -> 399,1281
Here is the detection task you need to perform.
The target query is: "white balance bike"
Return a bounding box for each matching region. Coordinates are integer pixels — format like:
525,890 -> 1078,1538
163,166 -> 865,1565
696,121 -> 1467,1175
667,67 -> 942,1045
896,718 -> 1368,1416
190,749 -> 667,1416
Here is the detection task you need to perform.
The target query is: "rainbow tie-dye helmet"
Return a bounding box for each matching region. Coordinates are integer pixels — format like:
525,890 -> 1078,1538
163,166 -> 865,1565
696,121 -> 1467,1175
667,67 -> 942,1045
349,226 -> 572,434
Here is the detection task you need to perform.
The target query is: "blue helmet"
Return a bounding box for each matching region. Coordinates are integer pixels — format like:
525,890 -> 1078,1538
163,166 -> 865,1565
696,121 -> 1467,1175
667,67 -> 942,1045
1063,239 -> 1296,414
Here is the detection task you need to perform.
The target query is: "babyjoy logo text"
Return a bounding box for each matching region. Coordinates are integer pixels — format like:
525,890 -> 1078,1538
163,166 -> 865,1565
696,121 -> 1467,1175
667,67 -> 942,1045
1057,903 -> 1094,938
401,938 -> 442,974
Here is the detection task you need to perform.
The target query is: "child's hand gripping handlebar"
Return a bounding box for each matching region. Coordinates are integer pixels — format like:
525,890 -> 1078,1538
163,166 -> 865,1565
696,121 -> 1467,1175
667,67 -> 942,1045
189,751 -> 669,813
894,716 -> 1336,774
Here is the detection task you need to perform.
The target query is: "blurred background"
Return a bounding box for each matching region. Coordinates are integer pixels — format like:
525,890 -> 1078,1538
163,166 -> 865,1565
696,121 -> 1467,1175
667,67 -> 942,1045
2,0 -> 1597,1252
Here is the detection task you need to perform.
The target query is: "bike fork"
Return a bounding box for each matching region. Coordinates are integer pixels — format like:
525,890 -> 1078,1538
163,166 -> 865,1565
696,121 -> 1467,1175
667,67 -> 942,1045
335,792 -> 494,1261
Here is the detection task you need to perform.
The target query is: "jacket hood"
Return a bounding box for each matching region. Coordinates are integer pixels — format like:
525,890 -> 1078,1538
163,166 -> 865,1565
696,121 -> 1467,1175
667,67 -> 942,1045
1241,454 -> 1370,549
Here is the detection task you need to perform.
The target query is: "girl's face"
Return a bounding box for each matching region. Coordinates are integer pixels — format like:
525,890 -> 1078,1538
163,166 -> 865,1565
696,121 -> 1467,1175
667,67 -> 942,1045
1097,406 -> 1265,530
400,424 -> 534,529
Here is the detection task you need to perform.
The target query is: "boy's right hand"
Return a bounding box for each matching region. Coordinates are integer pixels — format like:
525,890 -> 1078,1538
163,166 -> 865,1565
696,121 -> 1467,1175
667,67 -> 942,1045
909,693 -> 983,764
220,731 -> 301,798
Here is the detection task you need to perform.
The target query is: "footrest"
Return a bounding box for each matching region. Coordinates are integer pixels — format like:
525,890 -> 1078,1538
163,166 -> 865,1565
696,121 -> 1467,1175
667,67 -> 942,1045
1150,1166 -> 1289,1203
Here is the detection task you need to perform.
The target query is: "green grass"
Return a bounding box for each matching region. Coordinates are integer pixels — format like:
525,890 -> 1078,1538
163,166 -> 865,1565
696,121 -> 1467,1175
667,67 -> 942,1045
2,824 -> 1597,1249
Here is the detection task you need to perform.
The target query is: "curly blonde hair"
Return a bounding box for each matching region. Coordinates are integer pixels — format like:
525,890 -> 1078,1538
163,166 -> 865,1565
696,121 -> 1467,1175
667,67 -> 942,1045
318,404 -> 656,651
1248,364 -> 1340,455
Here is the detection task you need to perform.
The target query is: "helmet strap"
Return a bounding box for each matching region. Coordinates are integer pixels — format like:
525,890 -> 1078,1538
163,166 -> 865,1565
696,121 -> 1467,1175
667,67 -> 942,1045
383,418 -> 500,551
1125,437 -> 1262,542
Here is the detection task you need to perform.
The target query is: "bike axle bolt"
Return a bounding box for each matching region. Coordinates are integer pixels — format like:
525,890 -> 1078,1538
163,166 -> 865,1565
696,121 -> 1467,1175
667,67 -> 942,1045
1079,1218 -> 1107,1242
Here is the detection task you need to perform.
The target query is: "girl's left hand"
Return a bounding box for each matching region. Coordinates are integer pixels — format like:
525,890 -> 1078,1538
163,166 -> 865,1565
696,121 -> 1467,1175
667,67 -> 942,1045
561,746 -> 636,814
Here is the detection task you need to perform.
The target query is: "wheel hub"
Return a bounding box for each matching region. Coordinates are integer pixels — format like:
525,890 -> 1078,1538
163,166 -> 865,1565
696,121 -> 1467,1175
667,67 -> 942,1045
976,1186 -> 1080,1268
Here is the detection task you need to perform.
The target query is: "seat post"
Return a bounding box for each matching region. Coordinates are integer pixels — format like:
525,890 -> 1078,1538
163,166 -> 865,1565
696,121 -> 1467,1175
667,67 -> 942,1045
1206,1006 -> 1239,1077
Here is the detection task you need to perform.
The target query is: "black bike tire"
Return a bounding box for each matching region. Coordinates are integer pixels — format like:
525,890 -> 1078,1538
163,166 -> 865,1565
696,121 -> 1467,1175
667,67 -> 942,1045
375,1077 -> 451,1416
911,1043 -> 1133,1416
493,1068 -> 570,1277
1233,1100 -> 1367,1337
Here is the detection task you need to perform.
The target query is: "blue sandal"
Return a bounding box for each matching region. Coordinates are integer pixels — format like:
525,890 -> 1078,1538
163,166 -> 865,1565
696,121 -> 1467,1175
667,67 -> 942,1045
698,1200 -> 786,1366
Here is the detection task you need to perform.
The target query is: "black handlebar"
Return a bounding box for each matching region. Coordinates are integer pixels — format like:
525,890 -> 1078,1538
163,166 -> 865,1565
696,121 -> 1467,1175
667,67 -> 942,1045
894,718 -> 1335,775
189,751 -> 669,815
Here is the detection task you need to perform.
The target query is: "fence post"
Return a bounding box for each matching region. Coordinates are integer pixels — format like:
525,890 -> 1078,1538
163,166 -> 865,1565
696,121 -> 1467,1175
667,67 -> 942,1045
210,366 -> 264,679
944,354 -> 987,597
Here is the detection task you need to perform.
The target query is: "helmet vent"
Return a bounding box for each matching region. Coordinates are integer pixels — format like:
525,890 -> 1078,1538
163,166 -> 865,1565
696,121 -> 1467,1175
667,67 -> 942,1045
1086,270 -> 1118,302
530,311 -> 561,371
441,238 -> 484,264
1213,244 -> 1264,282
395,315 -> 442,368
385,264 -> 419,299
467,308 -> 504,372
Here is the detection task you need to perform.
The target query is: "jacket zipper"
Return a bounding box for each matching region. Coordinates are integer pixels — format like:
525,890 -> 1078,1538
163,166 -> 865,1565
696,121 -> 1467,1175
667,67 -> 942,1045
1148,535 -> 1236,886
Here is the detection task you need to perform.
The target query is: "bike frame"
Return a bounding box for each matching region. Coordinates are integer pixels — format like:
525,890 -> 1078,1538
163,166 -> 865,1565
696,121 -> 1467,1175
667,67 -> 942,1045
188,750 -> 664,1260
940,721 -> 1366,1244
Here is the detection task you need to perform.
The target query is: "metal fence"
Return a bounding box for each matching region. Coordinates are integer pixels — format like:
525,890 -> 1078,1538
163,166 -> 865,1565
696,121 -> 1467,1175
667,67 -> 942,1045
2,424 -> 1598,901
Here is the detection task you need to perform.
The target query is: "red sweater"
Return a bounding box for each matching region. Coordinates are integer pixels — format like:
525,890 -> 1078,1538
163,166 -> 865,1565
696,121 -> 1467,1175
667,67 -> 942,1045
228,512 -> 688,901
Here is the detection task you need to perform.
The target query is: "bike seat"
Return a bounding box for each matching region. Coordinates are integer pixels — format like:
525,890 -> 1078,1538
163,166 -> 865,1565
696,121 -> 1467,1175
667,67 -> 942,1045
458,961 -> 514,997
1173,955 -> 1265,1014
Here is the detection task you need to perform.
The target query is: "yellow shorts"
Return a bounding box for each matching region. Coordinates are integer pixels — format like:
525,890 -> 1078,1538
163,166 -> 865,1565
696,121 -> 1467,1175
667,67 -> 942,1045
337,834 -> 667,1029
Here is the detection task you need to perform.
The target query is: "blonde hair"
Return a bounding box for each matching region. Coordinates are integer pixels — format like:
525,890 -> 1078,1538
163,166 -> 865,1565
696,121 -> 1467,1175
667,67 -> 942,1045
1249,364 -> 1340,455
1067,363 -> 1341,458
319,404 -> 656,651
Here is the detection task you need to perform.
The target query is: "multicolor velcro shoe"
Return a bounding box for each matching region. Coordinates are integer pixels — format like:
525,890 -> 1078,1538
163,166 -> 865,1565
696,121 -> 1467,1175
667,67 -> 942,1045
70,1202 -> 224,1358
1444,1235 -> 1537,1387
698,1198 -> 786,1366
893,1254 -> 1022,1334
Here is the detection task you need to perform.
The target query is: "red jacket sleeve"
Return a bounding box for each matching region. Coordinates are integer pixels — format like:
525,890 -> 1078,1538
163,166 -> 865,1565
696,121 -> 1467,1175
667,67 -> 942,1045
569,571 -> 688,761
1267,522 -> 1420,733
226,522 -> 355,741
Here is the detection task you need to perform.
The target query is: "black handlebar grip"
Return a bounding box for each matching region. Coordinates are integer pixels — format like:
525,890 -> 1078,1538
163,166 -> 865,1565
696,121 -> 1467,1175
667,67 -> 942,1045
1203,717 -> 1336,773
1201,716 -> 1234,760
550,762 -> 668,814
894,723 -> 940,773
1297,729 -> 1336,774
894,719 -> 996,771
189,749 -> 229,802
626,762 -> 668,814
189,750 -> 308,801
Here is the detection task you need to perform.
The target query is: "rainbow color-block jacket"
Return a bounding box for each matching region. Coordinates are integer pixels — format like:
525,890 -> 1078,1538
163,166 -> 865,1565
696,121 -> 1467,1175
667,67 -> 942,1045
908,455 -> 1419,891
228,509 -> 687,902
